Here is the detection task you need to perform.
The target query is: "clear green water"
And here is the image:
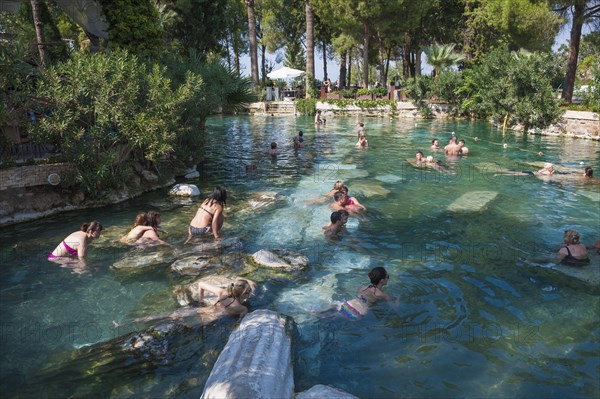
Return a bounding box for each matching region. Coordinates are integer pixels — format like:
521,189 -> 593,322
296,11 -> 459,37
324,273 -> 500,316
1,115 -> 599,398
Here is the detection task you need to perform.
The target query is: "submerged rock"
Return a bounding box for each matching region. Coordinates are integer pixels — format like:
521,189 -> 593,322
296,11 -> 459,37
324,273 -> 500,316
527,261 -> 600,287
251,249 -> 309,271
179,237 -> 243,257
170,256 -> 211,276
447,191 -> 498,212
170,252 -> 246,276
169,184 -> 200,197
232,191 -> 286,216
347,181 -> 390,197
112,247 -> 176,270
296,385 -> 360,399
201,310 -> 295,399
174,275 -> 238,306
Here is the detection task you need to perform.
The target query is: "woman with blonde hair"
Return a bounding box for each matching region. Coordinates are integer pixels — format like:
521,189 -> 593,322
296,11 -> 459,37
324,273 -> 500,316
198,279 -> 255,318
118,278 -> 256,327
557,229 -> 590,266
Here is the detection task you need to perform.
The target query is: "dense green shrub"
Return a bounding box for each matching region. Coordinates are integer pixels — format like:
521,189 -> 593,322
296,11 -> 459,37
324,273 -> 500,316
583,64 -> 600,112
162,51 -> 256,128
406,76 -> 433,104
373,87 -> 388,97
28,50 -> 201,194
98,0 -> 163,57
430,71 -> 464,116
296,99 -> 317,115
459,48 -> 562,131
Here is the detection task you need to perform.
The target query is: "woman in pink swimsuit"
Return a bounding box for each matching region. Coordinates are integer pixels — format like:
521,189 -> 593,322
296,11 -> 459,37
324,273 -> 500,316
48,221 -> 103,260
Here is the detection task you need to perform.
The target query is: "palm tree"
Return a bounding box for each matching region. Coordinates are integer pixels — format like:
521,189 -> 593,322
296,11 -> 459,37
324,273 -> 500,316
424,43 -> 464,79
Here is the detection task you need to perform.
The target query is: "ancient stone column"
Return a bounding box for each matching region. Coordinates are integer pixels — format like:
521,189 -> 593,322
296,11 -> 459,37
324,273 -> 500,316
201,309 -> 294,399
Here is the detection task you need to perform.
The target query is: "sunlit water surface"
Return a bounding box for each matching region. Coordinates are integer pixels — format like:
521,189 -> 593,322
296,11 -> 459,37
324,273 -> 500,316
1,116 -> 599,398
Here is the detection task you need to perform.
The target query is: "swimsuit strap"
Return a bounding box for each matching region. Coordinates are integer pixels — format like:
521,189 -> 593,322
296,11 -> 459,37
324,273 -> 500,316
62,240 -> 78,256
216,297 -> 236,308
201,206 -> 215,217
565,246 -> 573,257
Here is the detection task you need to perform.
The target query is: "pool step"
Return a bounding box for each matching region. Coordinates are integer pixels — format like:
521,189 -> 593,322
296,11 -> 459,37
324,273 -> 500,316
265,101 -> 296,115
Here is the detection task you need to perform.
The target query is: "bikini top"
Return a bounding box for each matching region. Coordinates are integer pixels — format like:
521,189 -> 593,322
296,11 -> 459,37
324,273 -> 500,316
561,246 -> 590,266
215,296 -> 236,308
357,284 -> 376,304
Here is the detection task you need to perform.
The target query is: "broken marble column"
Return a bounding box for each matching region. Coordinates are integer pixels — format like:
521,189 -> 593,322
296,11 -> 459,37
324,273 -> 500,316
200,309 -> 294,399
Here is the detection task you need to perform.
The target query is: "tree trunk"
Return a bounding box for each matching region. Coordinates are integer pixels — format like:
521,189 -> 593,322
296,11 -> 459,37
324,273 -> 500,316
245,0 -> 259,85
322,40 -> 328,82
305,0 -> 315,98
561,0 -> 585,103
225,34 -> 232,71
383,48 -> 391,86
402,33 -> 410,79
31,0 -> 46,68
339,51 -> 347,90
233,39 -> 241,77
362,21 -> 370,87
261,44 -> 266,86
347,51 -> 352,88
414,49 -> 421,76
408,50 -> 416,78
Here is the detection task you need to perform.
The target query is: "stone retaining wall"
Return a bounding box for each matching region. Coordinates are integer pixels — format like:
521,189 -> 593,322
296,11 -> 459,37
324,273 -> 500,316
0,163 -> 73,191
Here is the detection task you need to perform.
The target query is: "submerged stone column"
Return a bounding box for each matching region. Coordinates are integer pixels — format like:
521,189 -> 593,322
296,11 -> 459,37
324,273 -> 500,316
201,309 -> 294,399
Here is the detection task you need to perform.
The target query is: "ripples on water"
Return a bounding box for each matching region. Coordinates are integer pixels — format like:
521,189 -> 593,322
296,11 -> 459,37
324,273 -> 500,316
0,116 -> 598,398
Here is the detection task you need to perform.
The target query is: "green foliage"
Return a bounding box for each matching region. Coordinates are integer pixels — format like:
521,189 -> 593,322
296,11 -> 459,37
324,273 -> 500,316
28,50 -> 199,193
98,0 -> 163,57
424,43 -> 464,78
430,71 -> 464,115
583,64 -> 600,112
322,99 -> 394,110
461,0 -> 560,63
418,104 -> 434,118
373,87 -> 388,97
169,0 -> 230,58
341,89 -> 355,98
459,48 -> 562,131
162,51 -> 257,126
284,40 -> 306,71
295,99 -> 317,115
406,75 -> 433,104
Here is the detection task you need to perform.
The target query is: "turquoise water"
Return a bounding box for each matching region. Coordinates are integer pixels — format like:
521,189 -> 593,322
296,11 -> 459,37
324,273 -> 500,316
1,115 -> 599,398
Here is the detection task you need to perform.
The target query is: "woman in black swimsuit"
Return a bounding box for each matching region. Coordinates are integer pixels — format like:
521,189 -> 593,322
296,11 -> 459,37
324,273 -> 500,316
186,187 -> 227,244
557,229 -> 590,266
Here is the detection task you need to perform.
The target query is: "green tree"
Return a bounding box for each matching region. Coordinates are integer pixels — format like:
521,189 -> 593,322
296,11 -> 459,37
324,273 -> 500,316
552,0 -> 600,103
169,0 -> 229,58
460,48 -> 563,132
462,0 -> 561,63
98,0 -> 163,57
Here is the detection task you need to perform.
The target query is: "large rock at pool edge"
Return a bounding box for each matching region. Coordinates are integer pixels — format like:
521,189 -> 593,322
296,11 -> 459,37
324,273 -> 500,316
251,249 -> 309,271
201,310 -> 295,399
169,183 -> 200,197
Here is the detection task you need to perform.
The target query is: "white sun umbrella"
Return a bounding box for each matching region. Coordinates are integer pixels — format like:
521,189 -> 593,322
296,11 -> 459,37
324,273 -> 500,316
267,66 -> 305,80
